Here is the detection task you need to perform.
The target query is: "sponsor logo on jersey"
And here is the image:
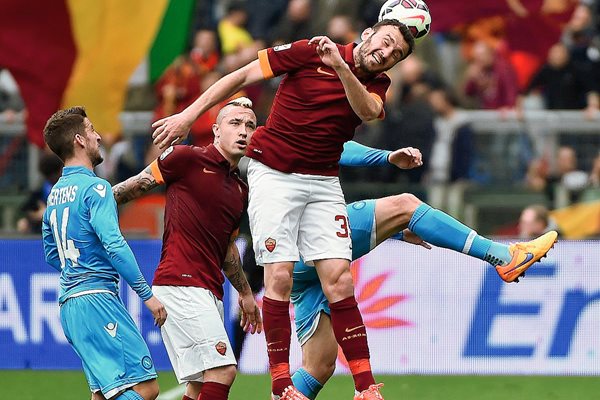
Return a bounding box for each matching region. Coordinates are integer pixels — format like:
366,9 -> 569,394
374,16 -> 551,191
215,341 -> 227,356
104,322 -> 118,338
93,183 -> 106,198
273,43 -> 291,52
159,146 -> 174,160
265,238 -> 276,253
203,167 -> 217,174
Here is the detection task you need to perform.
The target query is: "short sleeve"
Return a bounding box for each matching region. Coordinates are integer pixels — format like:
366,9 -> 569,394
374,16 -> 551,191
156,145 -> 195,184
258,40 -> 317,78
366,73 -> 391,119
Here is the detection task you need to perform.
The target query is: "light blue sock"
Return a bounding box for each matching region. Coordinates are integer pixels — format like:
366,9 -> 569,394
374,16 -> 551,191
409,203 -> 511,266
114,389 -> 145,400
292,368 -> 323,400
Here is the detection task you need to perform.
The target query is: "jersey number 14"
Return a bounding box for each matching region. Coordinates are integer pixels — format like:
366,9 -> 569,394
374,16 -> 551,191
49,207 -> 80,269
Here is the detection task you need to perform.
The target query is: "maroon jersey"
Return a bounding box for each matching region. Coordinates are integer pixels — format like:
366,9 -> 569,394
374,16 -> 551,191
247,40 -> 391,176
150,144 -> 248,299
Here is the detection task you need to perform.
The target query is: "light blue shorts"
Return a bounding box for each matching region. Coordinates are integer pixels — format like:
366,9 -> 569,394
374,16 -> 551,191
291,199 -> 376,345
60,292 -> 157,398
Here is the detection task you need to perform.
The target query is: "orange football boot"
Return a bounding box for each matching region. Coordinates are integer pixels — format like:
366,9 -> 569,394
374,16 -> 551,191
496,231 -> 558,283
272,386 -> 310,400
354,383 -> 384,400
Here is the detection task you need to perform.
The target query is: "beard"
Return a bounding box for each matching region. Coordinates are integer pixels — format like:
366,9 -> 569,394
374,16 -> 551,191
88,148 -> 103,167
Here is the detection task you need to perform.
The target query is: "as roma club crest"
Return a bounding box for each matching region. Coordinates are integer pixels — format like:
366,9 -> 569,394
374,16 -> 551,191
215,341 -> 227,356
265,238 -> 276,253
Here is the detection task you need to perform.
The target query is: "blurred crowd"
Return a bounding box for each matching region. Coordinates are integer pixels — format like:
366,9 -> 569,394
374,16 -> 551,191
2,0 -> 600,236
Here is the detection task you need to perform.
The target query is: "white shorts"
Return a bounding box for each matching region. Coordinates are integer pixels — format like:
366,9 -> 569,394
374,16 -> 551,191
247,159 -> 352,266
152,286 -> 236,384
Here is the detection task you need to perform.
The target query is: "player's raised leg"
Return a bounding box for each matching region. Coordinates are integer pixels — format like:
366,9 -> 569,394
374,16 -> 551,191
374,194 -> 558,282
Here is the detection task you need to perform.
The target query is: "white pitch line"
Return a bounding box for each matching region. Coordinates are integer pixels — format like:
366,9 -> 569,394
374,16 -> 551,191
157,384 -> 185,400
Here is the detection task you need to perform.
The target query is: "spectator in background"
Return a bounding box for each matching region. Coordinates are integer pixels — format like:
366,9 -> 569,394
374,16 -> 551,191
270,0 -> 314,45
463,40 -> 519,110
525,157 -> 550,192
521,43 -> 599,114
561,3 -> 598,65
190,29 -> 220,75
326,14 -> 360,44
589,152 -> 600,188
427,86 -> 474,184
218,1 -> 260,72
246,0 -> 289,47
519,204 -> 552,239
380,56 -> 439,184
17,152 -> 63,234
547,146 -> 589,205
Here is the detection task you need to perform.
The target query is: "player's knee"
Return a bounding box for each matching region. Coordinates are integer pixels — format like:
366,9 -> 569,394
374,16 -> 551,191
204,364 -> 237,386
133,379 -> 159,400
267,266 -> 294,296
392,193 -> 422,217
322,269 -> 354,301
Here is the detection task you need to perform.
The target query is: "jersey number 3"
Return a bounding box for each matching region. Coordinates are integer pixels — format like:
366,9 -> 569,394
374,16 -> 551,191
49,207 -> 80,269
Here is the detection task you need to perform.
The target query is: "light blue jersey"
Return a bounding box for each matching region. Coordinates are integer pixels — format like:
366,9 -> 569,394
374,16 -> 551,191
42,166 -> 152,303
42,165 -> 156,397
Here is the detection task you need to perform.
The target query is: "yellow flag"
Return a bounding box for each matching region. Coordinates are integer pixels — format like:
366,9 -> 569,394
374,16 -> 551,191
551,200 -> 600,239
62,0 -> 169,142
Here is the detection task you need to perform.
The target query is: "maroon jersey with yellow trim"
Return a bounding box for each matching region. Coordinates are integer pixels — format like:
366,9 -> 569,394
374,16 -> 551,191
246,40 -> 391,176
150,144 -> 247,299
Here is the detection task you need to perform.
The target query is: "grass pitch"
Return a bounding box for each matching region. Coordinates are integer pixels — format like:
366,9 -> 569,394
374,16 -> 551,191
1,371 -> 598,400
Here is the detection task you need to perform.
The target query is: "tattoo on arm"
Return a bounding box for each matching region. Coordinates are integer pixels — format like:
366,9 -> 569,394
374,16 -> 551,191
223,242 -> 252,296
112,165 -> 160,205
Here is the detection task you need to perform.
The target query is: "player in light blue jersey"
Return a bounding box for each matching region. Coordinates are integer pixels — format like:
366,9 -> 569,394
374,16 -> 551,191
41,107 -> 167,400
290,141 -> 557,399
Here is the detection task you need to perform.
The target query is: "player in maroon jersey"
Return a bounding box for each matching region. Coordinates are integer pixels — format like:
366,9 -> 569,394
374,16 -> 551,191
151,19 -> 415,400
113,98 -> 262,400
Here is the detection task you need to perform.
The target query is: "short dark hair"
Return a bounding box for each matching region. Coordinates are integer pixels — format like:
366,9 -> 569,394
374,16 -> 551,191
43,106 -> 87,162
372,19 -> 415,60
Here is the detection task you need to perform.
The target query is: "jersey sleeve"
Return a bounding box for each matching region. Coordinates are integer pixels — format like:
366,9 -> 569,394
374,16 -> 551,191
85,180 -> 153,301
156,145 -> 195,184
367,74 -> 391,120
257,40 -> 316,78
41,214 -> 62,272
339,141 -> 391,167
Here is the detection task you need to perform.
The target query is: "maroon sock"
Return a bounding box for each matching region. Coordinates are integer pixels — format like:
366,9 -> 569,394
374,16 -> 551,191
329,296 -> 375,391
198,382 -> 230,400
262,296 -> 293,395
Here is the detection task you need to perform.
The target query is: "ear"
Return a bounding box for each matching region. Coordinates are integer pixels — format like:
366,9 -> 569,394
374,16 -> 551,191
361,27 -> 374,41
212,123 -> 220,141
74,133 -> 86,147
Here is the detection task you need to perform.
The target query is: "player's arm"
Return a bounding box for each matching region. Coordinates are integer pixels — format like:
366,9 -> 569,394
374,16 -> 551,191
112,161 -> 163,205
152,60 -> 265,149
340,141 -> 423,169
41,216 -> 62,271
87,185 -> 167,325
222,233 -> 262,334
309,35 -> 383,121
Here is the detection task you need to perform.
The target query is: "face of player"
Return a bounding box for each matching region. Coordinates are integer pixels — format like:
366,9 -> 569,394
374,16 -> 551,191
80,118 -> 103,167
213,105 -> 257,163
356,25 -> 409,74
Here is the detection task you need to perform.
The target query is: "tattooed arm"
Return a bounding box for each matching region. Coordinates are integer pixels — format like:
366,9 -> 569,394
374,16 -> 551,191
222,239 -> 252,296
223,239 -> 262,333
112,165 -> 161,205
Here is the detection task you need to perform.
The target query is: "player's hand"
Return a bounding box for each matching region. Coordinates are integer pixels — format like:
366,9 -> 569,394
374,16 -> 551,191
238,293 -> 262,334
388,147 -> 423,169
402,229 -> 432,249
151,112 -> 193,149
144,296 -> 168,327
308,36 -> 345,70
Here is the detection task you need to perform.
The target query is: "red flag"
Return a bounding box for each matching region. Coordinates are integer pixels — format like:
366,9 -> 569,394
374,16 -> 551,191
0,0 -> 76,147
